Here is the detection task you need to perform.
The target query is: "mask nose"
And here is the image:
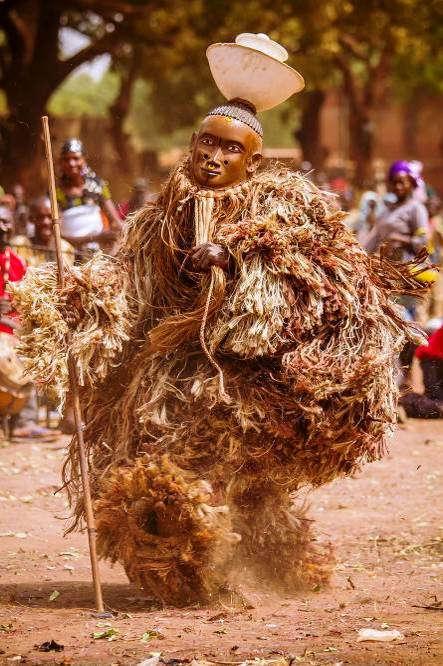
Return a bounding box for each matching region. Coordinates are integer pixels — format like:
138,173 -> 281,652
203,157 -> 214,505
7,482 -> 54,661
207,146 -> 222,165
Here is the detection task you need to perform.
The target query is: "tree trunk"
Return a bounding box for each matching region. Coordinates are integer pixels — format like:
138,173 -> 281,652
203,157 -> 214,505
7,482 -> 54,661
348,104 -> 374,188
338,70 -> 374,188
0,1 -> 123,189
0,1 -> 62,189
108,52 -> 139,178
402,95 -> 421,156
294,89 -> 326,169
336,47 -> 391,188
0,111 -> 45,193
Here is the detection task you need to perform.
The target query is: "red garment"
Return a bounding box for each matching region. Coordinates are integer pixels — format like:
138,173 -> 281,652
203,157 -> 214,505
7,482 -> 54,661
118,200 -> 130,219
0,248 -> 26,334
416,325 -> 443,361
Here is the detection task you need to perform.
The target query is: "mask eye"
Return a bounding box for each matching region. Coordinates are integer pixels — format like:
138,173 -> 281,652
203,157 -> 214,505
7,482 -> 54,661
200,135 -> 215,146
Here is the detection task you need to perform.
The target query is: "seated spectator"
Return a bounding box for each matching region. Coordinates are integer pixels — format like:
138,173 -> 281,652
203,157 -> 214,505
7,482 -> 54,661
400,323 -> 443,418
0,205 -> 26,334
0,205 -> 54,439
12,196 -> 74,267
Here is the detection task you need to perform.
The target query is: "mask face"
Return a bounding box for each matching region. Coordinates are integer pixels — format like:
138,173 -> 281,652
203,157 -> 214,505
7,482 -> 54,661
191,116 -> 262,189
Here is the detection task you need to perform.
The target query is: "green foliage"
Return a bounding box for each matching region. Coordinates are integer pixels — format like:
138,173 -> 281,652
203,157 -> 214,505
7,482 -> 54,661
48,71 -> 120,117
125,79 -> 193,151
391,4 -> 443,100
42,0 -> 443,154
0,90 -> 7,116
126,79 -> 298,150
48,67 -> 300,150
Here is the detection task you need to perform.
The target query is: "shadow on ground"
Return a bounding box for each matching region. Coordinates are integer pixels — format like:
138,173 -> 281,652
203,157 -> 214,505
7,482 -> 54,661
0,581 -> 161,612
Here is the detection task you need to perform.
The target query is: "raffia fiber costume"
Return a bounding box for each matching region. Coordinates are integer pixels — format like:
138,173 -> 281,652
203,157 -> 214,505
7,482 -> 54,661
13,158 -> 427,605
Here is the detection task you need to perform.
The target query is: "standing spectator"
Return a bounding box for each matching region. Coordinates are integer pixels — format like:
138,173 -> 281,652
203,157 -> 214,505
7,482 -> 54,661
427,195 -> 443,264
9,183 -> 31,237
363,160 -> 430,265
57,138 -> 122,254
354,173 -> 387,239
409,161 -> 428,205
0,190 -> 16,216
427,195 -> 443,318
329,170 -> 354,211
118,178 -> 152,218
363,160 -> 434,381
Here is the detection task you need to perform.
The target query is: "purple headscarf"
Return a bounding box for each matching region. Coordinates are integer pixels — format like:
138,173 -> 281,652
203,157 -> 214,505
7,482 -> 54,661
388,160 -> 420,187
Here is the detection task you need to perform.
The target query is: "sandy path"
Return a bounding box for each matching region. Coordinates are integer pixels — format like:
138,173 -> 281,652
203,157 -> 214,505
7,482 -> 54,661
0,420 -> 442,665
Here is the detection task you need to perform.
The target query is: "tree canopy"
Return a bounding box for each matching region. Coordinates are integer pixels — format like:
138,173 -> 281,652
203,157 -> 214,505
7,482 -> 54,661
0,0 -> 442,185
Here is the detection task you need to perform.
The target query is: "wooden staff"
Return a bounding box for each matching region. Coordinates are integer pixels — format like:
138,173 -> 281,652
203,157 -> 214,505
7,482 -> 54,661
41,115 -> 106,614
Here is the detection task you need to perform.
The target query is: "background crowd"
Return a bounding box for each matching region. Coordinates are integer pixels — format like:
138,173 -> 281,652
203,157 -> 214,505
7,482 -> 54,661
0,0 -> 442,438
0,139 -> 442,439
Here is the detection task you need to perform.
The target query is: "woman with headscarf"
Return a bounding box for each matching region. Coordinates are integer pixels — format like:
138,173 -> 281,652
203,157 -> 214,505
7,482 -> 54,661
363,160 -> 434,328
57,138 -> 122,254
363,160 -> 430,263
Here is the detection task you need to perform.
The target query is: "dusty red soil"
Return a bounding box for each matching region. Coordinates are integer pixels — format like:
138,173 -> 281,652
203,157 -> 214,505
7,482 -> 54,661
0,420 -> 442,665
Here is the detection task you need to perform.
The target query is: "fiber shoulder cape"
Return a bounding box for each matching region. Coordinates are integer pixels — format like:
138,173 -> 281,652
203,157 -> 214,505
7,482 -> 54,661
13,160 -> 427,603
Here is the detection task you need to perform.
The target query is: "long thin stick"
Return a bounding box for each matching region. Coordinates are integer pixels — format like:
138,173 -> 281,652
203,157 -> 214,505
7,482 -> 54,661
41,115 -> 105,614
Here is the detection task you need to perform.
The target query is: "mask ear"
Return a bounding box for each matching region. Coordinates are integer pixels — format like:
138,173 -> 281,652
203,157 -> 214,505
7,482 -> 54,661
246,152 -> 262,175
190,131 -> 198,151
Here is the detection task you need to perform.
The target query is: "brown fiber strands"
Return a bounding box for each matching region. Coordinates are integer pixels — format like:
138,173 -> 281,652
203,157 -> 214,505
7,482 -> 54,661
12,159 -> 430,603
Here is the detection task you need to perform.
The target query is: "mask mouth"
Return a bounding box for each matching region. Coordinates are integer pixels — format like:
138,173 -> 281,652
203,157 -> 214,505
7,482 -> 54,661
202,166 -> 221,176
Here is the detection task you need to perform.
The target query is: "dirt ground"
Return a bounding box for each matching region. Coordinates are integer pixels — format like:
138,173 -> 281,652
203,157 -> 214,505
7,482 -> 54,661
0,420 -> 442,665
